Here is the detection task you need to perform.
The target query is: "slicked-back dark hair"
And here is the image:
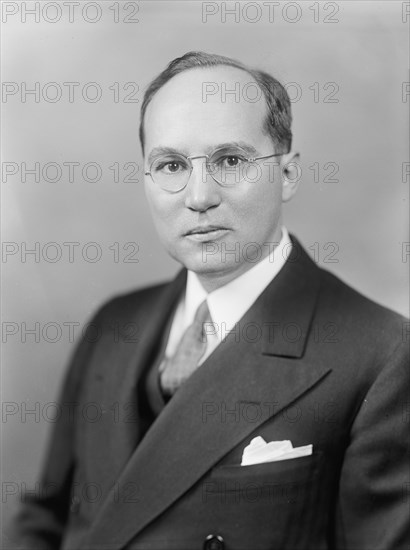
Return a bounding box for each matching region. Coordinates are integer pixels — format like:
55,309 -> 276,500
139,51 -> 292,155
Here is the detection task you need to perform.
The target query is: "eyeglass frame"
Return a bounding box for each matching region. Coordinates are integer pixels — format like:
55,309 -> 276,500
144,150 -> 288,193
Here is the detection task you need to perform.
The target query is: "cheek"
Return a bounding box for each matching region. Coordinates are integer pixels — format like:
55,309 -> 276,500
232,181 -> 280,224
145,185 -> 178,227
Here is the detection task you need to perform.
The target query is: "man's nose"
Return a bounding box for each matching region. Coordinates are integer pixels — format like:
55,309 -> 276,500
184,159 -> 221,212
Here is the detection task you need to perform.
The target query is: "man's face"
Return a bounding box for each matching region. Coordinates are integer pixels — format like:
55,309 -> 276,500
143,66 -> 295,288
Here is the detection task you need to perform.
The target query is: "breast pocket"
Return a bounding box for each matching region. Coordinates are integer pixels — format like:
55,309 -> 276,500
199,451 -> 325,548
206,451 -> 323,504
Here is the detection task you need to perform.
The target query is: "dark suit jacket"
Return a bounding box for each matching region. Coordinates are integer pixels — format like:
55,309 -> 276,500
13,238 -> 409,550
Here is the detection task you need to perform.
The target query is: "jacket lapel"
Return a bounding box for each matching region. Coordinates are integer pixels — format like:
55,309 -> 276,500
83,239 -> 331,549
91,268 -> 187,478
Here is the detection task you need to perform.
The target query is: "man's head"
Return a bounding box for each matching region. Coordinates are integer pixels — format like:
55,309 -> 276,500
139,51 -> 293,156
141,51 -> 300,291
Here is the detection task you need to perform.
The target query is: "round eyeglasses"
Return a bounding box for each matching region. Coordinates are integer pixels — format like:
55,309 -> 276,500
144,148 -> 286,193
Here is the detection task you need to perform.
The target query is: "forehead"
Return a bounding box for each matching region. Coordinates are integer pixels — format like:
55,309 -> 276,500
144,66 -> 269,152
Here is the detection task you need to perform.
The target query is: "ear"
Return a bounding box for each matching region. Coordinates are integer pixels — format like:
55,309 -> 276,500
281,151 -> 301,203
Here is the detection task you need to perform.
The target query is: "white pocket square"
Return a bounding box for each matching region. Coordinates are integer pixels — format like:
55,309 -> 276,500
241,436 -> 313,466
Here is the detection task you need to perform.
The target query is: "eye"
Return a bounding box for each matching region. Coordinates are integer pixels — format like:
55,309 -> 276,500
153,158 -> 189,175
225,155 -> 241,167
212,153 -> 247,168
163,161 -> 182,174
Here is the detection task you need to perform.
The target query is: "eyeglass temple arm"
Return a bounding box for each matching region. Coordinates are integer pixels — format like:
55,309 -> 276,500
249,152 -> 287,162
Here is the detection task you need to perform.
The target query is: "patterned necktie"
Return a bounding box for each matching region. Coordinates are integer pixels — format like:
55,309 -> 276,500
159,300 -> 211,396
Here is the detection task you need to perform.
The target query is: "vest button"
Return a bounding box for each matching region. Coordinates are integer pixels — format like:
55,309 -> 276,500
70,495 -> 81,514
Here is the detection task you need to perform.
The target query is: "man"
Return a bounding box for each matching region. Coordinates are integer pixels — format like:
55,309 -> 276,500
13,52 -> 409,549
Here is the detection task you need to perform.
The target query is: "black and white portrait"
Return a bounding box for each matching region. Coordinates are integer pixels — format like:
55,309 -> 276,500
2,2 -> 409,549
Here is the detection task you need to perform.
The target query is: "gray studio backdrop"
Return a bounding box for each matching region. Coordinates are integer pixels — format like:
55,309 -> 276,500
2,0 -> 409,533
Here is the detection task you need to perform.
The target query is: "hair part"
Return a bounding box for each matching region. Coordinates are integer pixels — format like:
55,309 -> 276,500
139,51 -> 292,156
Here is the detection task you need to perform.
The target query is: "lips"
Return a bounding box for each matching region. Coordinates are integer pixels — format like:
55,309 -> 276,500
185,225 -> 228,236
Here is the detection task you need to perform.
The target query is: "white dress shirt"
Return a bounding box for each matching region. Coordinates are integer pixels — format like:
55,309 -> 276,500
163,226 -> 292,365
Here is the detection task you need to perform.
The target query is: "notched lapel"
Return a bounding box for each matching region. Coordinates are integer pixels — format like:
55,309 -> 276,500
261,237 -> 322,358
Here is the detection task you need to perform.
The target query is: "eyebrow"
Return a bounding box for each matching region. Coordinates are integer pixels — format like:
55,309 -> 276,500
147,141 -> 259,165
147,147 -> 182,166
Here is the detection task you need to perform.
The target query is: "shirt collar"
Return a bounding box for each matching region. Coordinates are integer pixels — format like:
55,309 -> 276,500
183,227 -> 292,338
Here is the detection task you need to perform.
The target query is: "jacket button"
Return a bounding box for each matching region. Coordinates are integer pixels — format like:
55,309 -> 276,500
203,534 -> 224,550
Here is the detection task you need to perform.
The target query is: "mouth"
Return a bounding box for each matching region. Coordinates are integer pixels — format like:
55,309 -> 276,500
184,226 -> 230,241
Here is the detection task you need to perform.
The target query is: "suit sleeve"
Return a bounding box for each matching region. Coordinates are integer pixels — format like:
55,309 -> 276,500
9,307 -> 104,550
334,339 -> 410,549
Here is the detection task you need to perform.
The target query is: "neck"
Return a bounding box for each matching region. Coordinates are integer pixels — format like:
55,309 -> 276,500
195,266 -> 255,293
194,226 -> 284,293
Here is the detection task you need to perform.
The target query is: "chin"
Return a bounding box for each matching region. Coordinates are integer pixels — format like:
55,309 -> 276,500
180,254 -> 239,277
168,239 -> 242,275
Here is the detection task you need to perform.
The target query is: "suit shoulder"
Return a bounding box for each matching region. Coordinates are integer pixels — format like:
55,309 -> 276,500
291,235 -> 407,328
92,279 -> 173,322
317,266 -> 408,344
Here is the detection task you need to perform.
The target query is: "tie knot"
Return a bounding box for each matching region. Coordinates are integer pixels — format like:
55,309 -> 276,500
195,299 -> 211,321
193,300 -> 211,337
